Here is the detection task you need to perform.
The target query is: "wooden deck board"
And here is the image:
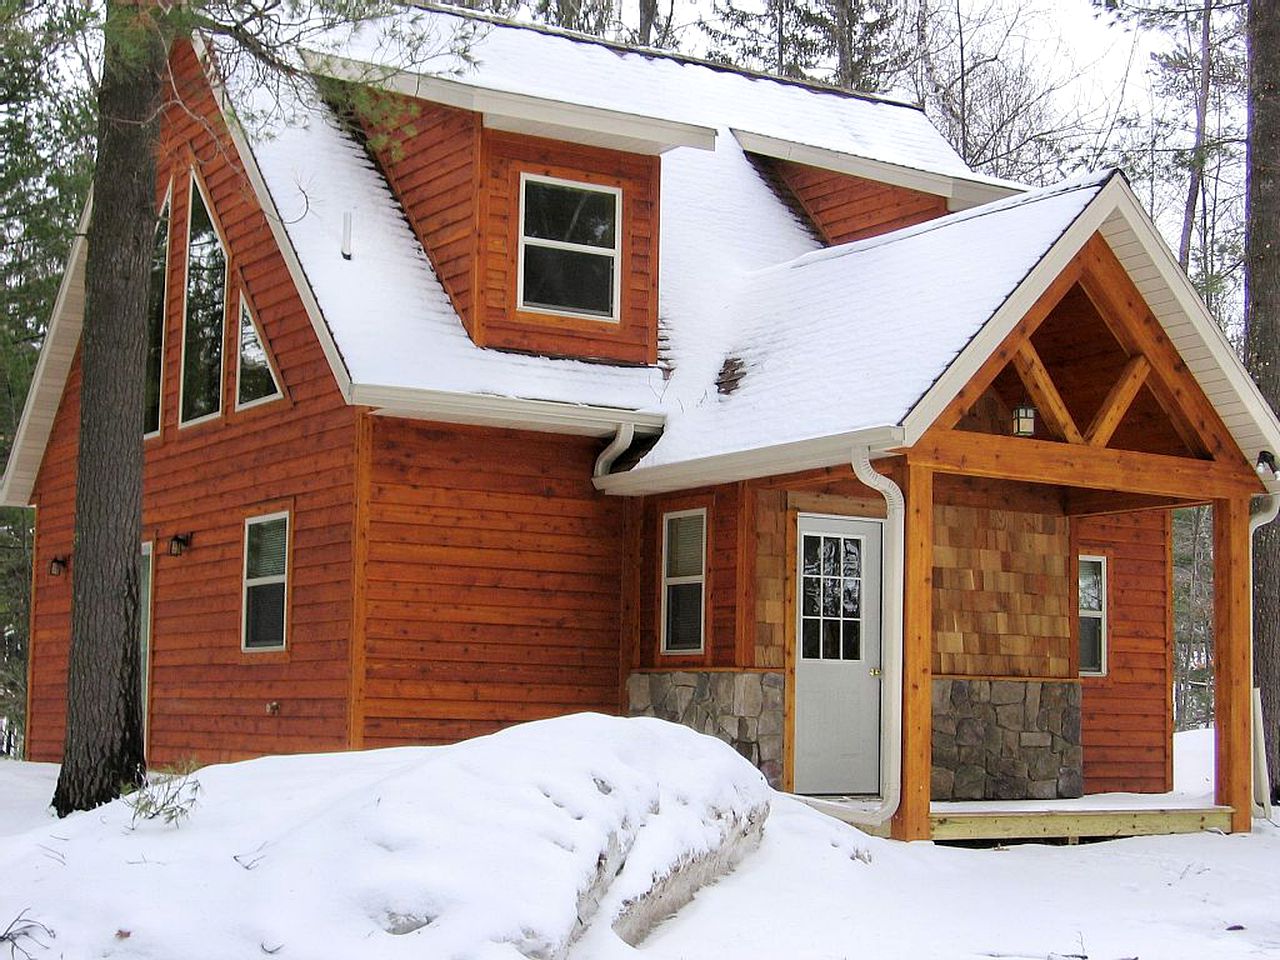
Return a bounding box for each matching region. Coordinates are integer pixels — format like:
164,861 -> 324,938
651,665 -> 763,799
929,806 -> 1233,841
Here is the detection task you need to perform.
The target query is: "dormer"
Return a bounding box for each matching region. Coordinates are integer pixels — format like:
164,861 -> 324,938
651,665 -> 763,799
339,67 -> 712,366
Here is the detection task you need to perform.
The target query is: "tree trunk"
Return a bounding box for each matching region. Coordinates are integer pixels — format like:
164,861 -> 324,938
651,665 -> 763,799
1245,0 -> 1280,802
638,0 -> 657,45
1179,0 -> 1214,269
832,0 -> 854,88
52,1 -> 166,817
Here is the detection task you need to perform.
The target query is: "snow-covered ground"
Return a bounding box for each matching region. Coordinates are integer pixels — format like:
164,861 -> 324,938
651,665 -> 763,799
2,721 -> 1278,960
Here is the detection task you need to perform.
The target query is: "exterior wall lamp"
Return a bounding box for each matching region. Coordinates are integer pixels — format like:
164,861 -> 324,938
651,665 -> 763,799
1012,404 -> 1037,438
1257,450 -> 1279,481
168,533 -> 193,557
48,556 -> 69,577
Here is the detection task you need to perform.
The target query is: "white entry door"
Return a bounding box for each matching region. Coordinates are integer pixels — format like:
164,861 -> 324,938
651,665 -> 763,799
794,515 -> 882,795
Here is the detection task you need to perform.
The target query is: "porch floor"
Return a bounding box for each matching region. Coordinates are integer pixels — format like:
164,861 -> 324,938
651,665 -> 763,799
930,790 -> 1231,841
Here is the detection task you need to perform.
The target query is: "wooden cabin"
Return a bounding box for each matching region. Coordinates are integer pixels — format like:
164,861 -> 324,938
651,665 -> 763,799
7,8 -> 1280,842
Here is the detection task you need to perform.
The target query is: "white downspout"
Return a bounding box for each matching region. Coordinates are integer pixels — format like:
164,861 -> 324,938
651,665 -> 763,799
808,444 -> 904,832
593,422 -> 635,479
1248,493 -> 1279,819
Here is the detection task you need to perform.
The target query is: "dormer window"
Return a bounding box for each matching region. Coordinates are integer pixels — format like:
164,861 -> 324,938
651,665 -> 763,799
518,173 -> 620,321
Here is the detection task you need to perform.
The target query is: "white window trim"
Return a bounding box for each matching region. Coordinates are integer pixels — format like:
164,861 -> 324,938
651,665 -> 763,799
660,507 -> 707,656
1078,553 -> 1108,677
234,292 -> 284,412
178,169 -> 228,429
241,510 -> 289,653
144,183 -> 172,440
516,171 -> 622,323
140,541 -> 154,753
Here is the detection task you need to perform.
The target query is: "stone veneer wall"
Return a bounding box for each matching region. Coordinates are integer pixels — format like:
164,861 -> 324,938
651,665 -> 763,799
627,671 -> 784,788
932,678 -> 1083,801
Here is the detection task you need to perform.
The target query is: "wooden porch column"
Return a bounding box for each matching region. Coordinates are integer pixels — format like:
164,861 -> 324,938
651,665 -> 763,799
1214,497 -> 1253,832
893,462 -> 933,840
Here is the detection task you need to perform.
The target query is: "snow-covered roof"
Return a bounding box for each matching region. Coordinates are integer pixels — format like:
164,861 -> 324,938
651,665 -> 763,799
5,11 -> 1280,507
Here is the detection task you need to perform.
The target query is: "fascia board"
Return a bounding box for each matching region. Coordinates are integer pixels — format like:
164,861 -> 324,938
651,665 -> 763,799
595,426 -> 905,496
304,50 -> 717,155
899,177 -> 1123,448
351,383 -> 666,438
0,201 -> 91,508
731,128 -> 1024,206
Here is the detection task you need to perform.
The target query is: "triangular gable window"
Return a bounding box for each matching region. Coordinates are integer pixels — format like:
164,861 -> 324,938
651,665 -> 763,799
144,188 -> 170,436
180,171 -> 227,426
236,294 -> 282,408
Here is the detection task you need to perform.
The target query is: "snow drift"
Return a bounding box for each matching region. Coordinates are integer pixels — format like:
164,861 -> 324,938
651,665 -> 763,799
0,714 -> 768,959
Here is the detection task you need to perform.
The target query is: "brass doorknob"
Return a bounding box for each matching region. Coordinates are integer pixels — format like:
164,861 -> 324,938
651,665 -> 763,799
869,667 -> 882,678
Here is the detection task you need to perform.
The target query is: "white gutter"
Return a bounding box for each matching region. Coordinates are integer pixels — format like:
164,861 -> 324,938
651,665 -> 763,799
593,422 -> 635,478
832,444 -> 906,831
1249,493 -> 1280,819
352,383 -> 665,439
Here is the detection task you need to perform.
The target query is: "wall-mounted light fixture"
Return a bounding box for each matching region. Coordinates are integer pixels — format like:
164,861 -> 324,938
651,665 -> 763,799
168,533 -> 192,557
1012,404 -> 1037,438
1257,451 -> 1279,481
48,556 -> 69,577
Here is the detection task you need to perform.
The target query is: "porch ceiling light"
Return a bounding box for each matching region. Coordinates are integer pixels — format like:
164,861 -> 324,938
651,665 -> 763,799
168,532 -> 193,557
48,555 -> 68,577
1012,404 -> 1037,438
1257,450 -> 1280,481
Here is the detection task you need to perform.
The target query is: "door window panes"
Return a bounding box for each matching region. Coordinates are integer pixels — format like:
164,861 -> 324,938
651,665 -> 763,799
800,534 -> 864,660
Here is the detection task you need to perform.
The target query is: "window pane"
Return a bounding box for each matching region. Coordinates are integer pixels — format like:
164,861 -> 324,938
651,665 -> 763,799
247,517 -> 287,579
801,619 -> 819,659
182,183 -> 225,422
665,582 -> 702,651
144,201 -> 169,434
1079,559 -> 1103,612
238,302 -> 279,405
822,620 -> 841,659
822,578 -> 840,617
802,535 -> 821,576
245,582 -> 285,649
802,576 -> 820,617
842,580 -> 861,618
842,620 -> 861,661
522,245 -> 614,317
842,538 -> 861,578
665,514 -> 704,578
822,537 -> 840,576
523,181 -> 616,249
1079,616 -> 1103,672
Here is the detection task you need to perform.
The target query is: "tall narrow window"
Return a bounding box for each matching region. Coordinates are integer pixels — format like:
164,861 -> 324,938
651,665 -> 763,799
144,194 -> 169,436
519,174 -> 620,320
1078,555 -> 1107,675
181,175 -> 226,425
236,295 -> 281,408
243,513 -> 288,651
661,509 -> 706,654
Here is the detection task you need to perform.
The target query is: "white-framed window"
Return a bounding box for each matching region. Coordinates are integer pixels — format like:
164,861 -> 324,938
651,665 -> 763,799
1078,554 -> 1107,676
235,293 -> 282,410
144,185 -> 171,437
661,508 -> 706,655
180,170 -> 227,427
242,512 -> 289,651
517,172 -> 621,322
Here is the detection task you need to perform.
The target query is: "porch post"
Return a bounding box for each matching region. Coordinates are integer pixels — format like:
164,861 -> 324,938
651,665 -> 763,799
1214,496 -> 1253,832
893,462 -> 933,840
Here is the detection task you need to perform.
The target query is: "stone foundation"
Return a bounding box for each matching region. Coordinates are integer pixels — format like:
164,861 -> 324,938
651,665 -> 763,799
931,678 -> 1083,801
627,671 -> 785,788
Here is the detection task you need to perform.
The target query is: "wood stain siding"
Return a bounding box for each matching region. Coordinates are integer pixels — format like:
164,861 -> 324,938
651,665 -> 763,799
477,131 -> 659,364
26,42 -> 359,764
363,97 -> 481,334
1076,510 -> 1174,793
360,418 -> 624,746
774,160 -> 948,245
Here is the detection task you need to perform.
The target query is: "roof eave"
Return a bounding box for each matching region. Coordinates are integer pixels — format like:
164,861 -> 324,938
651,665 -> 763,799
594,426 -> 906,496
303,50 -> 718,155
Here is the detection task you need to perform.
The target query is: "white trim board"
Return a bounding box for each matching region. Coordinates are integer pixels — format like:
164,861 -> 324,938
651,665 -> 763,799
302,50 -> 717,156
